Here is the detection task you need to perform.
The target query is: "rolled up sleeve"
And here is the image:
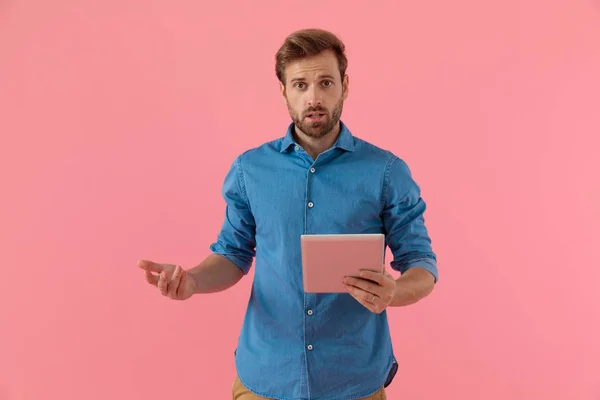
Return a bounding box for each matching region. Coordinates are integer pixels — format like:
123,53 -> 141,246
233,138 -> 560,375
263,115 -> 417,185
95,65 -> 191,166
209,155 -> 256,274
382,156 -> 438,282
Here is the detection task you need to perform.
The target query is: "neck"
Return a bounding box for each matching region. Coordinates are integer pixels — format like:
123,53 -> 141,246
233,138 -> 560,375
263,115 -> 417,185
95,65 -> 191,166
293,122 -> 341,160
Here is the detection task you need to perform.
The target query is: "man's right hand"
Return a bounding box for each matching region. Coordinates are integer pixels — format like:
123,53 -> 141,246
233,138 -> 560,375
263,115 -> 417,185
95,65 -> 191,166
137,260 -> 196,300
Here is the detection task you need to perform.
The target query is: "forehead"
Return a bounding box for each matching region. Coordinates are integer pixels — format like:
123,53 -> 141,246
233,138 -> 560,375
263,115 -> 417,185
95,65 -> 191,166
285,50 -> 340,82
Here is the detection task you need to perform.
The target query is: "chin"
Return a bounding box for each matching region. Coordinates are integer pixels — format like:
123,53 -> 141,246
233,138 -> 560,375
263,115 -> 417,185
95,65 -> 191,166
305,126 -> 329,138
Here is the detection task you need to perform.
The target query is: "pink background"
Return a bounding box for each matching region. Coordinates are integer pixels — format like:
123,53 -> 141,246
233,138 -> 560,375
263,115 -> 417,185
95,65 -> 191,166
1,0 -> 599,399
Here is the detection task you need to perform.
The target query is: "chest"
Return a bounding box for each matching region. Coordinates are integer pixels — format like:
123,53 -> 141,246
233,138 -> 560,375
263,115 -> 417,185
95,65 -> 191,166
244,155 -> 385,235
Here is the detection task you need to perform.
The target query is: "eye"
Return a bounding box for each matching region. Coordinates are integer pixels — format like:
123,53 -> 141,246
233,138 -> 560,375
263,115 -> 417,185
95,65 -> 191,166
295,82 -> 306,89
322,80 -> 333,87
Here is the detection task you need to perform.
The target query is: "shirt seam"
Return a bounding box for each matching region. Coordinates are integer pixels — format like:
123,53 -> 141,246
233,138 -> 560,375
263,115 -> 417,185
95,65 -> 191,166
235,155 -> 252,214
381,154 -> 397,211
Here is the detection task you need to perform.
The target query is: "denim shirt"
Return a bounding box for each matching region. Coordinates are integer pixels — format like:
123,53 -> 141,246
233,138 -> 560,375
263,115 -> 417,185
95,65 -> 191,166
209,121 -> 438,400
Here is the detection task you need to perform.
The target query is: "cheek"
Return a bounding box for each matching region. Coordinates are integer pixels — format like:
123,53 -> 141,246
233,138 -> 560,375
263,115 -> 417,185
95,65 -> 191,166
286,98 -> 302,112
324,91 -> 342,104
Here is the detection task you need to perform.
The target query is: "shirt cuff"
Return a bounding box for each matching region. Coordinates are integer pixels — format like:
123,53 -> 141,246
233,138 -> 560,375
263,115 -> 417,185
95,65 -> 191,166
209,246 -> 253,275
401,258 -> 438,283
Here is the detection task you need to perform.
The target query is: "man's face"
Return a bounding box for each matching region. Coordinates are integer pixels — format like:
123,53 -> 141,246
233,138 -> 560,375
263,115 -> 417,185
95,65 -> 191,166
280,50 -> 349,139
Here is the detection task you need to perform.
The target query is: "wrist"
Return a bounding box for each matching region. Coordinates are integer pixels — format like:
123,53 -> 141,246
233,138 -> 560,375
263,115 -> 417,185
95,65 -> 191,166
390,268 -> 434,307
186,268 -> 200,293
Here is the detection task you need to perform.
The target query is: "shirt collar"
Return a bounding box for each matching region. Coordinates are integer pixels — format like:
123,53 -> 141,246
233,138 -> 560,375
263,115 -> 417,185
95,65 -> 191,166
279,120 -> 355,153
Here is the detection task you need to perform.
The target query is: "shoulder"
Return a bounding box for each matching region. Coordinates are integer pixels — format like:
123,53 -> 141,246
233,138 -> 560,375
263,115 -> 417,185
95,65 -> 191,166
234,137 -> 283,165
352,136 -> 411,173
216,138 -> 282,182
351,137 -> 419,205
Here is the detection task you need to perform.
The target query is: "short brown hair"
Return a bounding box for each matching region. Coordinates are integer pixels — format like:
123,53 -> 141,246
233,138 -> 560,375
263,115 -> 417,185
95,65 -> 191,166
275,28 -> 348,85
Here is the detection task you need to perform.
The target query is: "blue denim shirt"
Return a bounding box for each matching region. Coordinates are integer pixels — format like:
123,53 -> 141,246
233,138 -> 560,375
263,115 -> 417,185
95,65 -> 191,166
210,121 -> 437,400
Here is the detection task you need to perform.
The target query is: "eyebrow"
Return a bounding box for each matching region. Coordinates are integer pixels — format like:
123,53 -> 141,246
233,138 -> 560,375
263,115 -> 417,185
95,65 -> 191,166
290,74 -> 337,83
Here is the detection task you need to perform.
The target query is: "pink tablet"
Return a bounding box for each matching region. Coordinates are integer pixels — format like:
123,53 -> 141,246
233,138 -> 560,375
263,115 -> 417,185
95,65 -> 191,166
300,233 -> 386,293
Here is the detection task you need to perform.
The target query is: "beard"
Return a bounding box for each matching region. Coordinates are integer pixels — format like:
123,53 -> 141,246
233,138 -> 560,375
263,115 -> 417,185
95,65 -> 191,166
287,97 -> 344,139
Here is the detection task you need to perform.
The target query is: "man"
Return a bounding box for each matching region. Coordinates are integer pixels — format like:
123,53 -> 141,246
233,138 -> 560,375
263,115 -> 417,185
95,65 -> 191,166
138,28 -> 438,400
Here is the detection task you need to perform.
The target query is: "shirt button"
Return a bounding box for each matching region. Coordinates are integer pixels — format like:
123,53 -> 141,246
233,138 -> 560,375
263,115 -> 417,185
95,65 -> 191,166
307,344 -> 313,350
307,309 -> 313,315
310,167 -> 315,173
307,202 -> 314,208
295,145 -> 300,151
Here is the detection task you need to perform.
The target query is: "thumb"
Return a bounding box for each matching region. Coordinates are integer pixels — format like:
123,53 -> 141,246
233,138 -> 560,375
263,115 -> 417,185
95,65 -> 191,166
145,270 -> 159,286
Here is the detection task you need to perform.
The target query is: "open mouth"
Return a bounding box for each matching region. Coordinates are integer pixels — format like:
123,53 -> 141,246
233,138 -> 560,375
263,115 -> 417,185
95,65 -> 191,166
306,113 -> 326,121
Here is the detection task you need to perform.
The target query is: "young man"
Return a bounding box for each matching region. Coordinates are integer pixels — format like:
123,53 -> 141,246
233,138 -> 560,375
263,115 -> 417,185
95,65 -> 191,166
138,28 -> 438,400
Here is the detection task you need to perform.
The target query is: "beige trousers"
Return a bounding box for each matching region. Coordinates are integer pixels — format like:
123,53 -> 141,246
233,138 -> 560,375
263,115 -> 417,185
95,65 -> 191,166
232,376 -> 387,400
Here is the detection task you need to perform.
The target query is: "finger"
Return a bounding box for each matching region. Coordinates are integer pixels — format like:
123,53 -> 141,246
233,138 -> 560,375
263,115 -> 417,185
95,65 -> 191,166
357,269 -> 384,285
359,269 -> 393,288
345,284 -> 376,303
167,265 -> 183,298
145,270 -> 159,286
157,271 -> 169,295
345,285 -> 379,312
137,260 -> 164,273
344,276 -> 382,297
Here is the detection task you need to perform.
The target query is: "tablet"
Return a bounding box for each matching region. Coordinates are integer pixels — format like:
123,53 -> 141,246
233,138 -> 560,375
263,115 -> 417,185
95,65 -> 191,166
300,233 -> 386,293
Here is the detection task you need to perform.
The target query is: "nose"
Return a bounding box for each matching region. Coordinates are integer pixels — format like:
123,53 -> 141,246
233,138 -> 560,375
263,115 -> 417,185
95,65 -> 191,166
307,86 -> 322,108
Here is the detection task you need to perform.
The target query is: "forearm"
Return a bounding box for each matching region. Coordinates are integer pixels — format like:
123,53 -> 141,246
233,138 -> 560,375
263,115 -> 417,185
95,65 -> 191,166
389,266 -> 436,307
187,254 -> 244,294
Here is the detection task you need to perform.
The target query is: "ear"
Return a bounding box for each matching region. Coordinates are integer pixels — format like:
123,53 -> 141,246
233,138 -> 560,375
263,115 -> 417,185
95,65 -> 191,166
279,81 -> 287,104
342,74 -> 349,100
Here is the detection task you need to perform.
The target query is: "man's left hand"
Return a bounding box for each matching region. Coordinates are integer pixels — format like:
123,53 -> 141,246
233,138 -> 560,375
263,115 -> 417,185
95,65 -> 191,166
343,268 -> 396,314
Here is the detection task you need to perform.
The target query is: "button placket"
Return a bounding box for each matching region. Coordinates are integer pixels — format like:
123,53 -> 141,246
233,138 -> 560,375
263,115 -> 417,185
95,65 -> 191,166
307,164 -> 316,209
305,161 -> 317,360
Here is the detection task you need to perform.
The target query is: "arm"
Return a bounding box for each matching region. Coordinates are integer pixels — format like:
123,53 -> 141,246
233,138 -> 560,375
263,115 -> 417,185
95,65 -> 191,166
383,156 -> 438,307
187,253 -> 244,294
202,155 -> 257,290
390,266 -> 435,307
139,156 -> 256,299
343,156 -> 438,312
138,255 -> 243,298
